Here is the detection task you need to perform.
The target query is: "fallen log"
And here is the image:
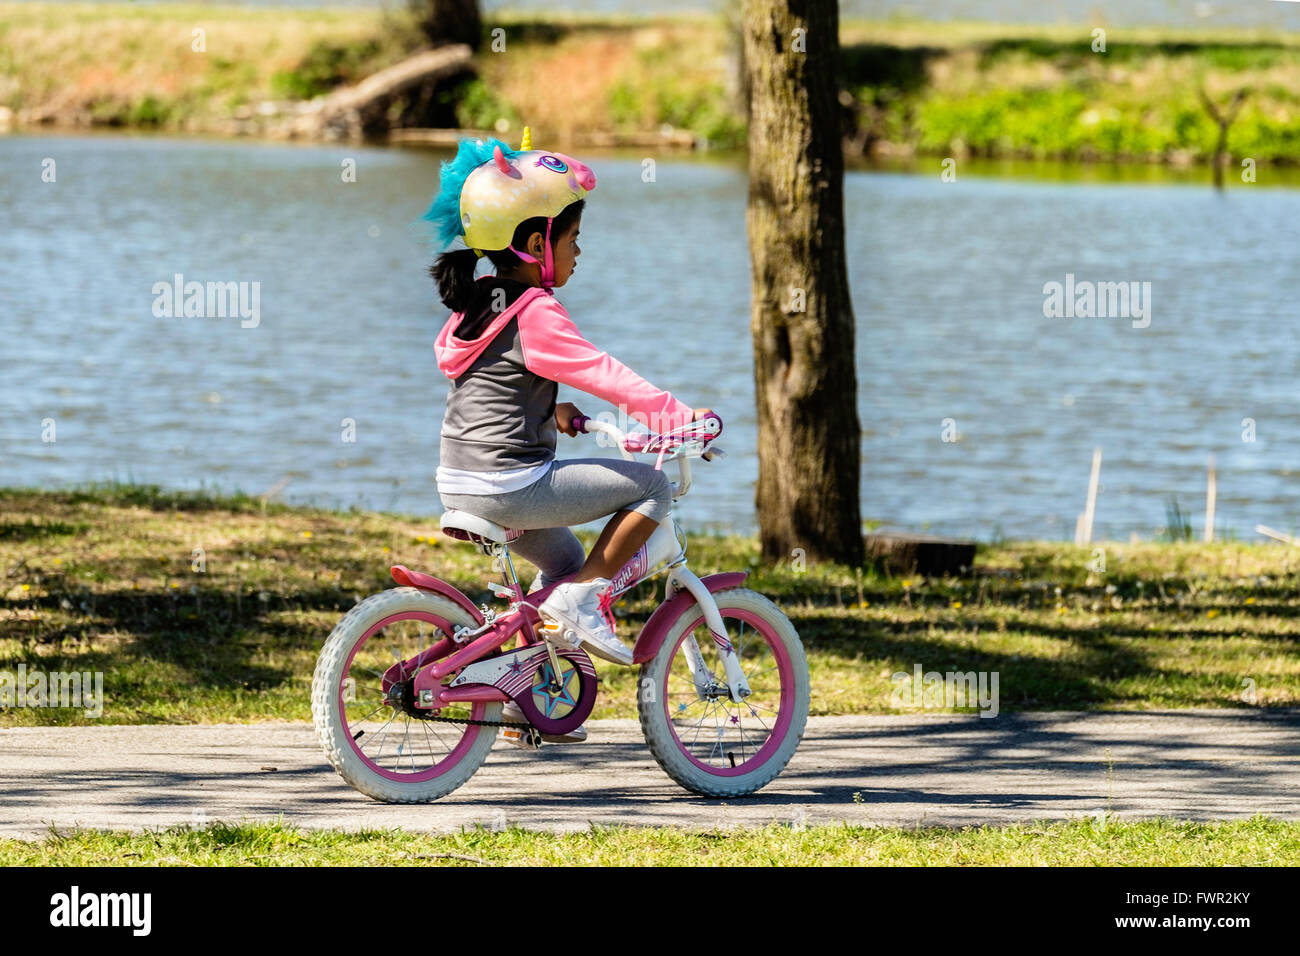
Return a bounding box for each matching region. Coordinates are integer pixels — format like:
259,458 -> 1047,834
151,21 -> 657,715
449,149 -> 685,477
864,532 -> 977,578
303,45 -> 475,140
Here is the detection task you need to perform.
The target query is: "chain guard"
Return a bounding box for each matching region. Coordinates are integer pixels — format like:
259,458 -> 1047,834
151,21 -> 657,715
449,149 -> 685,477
510,648 -> 597,736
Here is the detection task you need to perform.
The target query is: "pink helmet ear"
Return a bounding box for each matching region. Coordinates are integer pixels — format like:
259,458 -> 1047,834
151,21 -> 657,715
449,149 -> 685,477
571,160 -> 596,191
492,145 -> 512,176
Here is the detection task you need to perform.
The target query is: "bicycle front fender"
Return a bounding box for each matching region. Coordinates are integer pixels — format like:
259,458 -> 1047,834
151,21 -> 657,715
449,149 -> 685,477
631,571 -> 749,664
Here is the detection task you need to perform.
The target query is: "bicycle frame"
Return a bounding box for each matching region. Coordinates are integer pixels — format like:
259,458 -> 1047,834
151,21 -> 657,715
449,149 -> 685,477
395,562 -> 753,708
397,413 -> 754,708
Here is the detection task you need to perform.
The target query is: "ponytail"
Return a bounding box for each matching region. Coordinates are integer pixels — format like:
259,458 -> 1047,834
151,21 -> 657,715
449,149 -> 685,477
430,248 -> 481,312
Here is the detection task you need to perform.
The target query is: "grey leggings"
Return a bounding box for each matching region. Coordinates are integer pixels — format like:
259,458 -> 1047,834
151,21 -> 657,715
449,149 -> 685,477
439,458 -> 673,589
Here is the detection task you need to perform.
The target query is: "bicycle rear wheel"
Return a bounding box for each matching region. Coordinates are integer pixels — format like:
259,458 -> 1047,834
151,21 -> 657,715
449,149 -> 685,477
311,587 -> 500,803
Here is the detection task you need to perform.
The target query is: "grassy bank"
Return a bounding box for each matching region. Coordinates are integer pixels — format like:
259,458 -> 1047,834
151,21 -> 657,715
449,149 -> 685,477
3,4 -> 1300,165
2,486 -> 1298,726
846,26 -> 1300,165
4,816 -> 1297,864
0,3 -> 411,128
0,3 -> 745,145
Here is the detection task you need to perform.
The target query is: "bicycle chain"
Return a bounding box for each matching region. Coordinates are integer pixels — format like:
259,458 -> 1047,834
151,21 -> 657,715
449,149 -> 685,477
417,713 -> 531,729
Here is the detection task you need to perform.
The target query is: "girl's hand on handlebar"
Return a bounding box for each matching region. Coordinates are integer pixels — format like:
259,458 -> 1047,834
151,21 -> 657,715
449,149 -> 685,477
555,402 -> 584,437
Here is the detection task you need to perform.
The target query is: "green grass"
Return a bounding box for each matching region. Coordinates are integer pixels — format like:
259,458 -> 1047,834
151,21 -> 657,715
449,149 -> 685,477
844,24 -> 1300,164
4,816 -> 1297,865
2,485 -> 1299,726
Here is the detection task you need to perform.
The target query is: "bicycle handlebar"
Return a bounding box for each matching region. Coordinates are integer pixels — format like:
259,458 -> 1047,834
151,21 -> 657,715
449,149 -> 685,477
570,412 -> 724,461
569,414 -> 724,500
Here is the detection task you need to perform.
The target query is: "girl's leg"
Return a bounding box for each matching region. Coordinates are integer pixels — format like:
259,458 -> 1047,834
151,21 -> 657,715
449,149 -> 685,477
505,527 -> 585,590
577,510 -> 662,583
505,460 -> 673,584
440,458 -> 672,583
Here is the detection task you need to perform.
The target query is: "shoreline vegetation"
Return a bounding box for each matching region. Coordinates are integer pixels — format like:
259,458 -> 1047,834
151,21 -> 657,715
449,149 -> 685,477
2,5 -> 1300,169
2,485 -> 1298,727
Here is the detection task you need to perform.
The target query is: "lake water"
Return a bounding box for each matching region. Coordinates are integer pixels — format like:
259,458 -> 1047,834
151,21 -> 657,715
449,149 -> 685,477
2,132 -> 1298,543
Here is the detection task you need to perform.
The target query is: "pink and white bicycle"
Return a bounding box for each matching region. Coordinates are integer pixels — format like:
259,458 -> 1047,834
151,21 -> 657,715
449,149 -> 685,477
310,413 -> 809,802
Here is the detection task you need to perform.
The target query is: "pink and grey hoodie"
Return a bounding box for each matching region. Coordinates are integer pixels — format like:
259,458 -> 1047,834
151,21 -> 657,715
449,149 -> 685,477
435,276 -> 693,477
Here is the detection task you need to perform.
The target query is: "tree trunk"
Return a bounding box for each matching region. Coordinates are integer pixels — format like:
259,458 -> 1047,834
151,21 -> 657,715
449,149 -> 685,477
743,0 -> 863,567
409,0 -> 483,52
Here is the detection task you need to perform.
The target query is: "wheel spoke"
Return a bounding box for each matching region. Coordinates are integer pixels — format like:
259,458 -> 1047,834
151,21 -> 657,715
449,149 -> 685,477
744,704 -> 772,735
670,697 -> 712,712
369,710 -> 398,765
345,701 -> 389,726
426,718 -> 455,752
707,702 -> 725,762
687,700 -> 715,753
745,663 -> 777,682
401,718 -> 414,770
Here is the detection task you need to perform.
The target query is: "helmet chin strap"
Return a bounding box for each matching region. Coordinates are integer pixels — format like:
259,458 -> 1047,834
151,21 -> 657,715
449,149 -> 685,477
507,217 -> 556,290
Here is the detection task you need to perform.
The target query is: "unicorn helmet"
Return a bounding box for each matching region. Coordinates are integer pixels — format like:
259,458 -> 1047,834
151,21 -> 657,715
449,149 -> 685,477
426,126 -> 596,290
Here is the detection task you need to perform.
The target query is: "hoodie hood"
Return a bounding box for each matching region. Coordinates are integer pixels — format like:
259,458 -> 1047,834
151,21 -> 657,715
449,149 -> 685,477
435,279 -> 550,379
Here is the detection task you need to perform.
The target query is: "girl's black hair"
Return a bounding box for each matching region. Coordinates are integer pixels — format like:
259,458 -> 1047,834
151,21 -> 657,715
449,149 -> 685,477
430,199 -> 585,312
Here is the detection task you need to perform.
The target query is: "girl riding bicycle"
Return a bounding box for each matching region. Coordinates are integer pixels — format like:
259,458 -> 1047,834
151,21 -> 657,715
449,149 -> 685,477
310,129 -> 803,799
424,130 -> 713,697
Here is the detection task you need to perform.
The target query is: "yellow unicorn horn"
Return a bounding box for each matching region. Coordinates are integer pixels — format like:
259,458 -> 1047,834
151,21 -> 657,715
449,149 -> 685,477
519,126 -> 532,151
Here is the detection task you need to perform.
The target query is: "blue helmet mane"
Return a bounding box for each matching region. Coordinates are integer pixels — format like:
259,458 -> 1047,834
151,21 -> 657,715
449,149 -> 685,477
422,137 -> 519,248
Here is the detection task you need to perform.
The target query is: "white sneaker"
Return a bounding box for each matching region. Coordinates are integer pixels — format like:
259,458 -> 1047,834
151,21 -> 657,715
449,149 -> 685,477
536,577 -> 634,666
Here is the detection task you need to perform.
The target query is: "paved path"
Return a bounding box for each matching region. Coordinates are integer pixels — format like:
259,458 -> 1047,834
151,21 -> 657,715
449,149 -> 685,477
2,712 -> 1298,839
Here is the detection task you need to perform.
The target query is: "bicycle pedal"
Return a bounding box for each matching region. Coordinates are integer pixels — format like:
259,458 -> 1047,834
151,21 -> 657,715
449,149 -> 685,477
539,619 -> 581,647
501,725 -> 543,751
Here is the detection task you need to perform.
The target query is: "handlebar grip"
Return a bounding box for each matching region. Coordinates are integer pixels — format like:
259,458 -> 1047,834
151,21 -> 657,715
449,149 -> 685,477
571,414 -> 590,434
697,413 -> 723,438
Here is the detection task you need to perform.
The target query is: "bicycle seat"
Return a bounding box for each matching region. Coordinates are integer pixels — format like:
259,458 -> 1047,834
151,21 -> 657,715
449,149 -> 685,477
440,510 -> 524,545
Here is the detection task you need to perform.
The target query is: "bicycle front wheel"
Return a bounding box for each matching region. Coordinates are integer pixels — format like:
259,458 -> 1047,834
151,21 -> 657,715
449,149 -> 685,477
638,587 -> 809,797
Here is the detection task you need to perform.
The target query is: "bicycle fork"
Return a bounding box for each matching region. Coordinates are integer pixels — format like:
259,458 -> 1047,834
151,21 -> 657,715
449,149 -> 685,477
666,566 -> 752,704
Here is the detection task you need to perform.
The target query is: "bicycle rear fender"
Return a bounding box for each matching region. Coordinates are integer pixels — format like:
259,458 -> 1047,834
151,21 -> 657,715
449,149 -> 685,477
632,571 -> 749,664
390,565 -> 485,625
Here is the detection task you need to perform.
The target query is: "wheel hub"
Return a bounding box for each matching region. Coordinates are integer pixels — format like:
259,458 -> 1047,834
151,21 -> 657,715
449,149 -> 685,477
389,678 -> 438,720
